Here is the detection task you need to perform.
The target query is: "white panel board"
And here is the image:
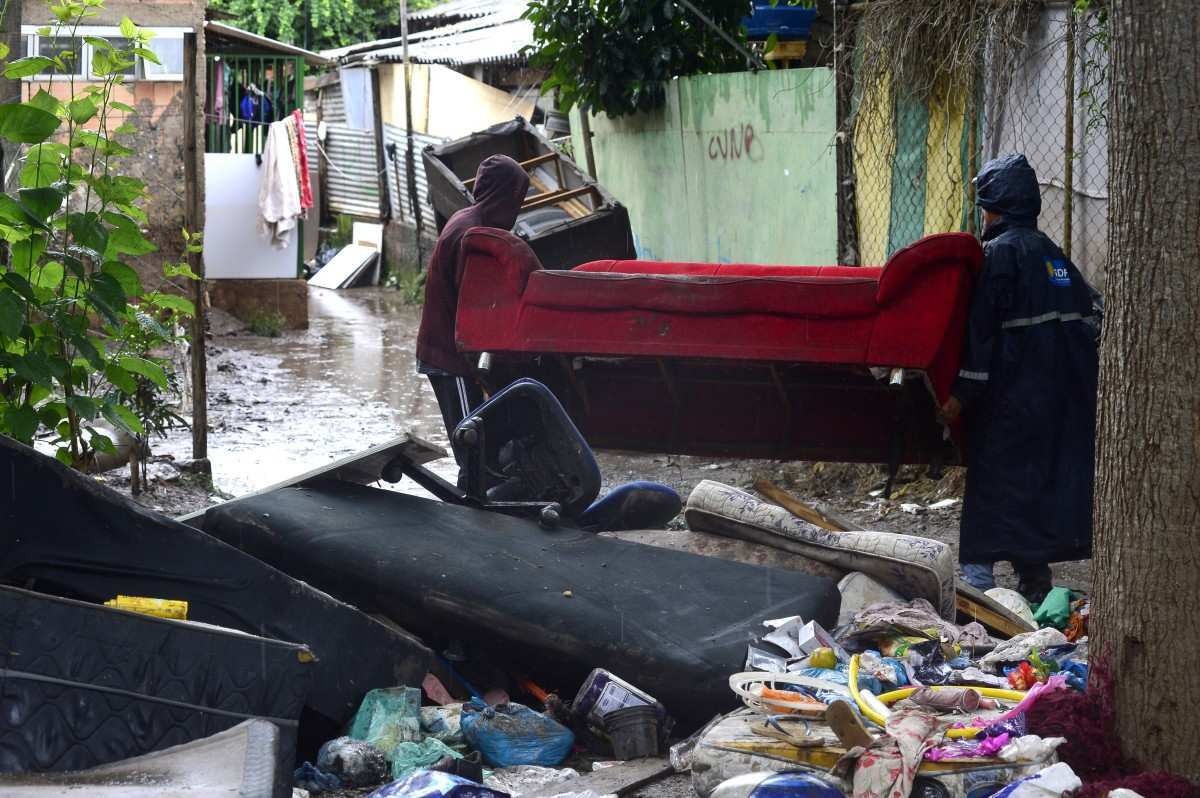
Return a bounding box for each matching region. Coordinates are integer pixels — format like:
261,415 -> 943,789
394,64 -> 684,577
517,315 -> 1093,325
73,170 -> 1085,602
204,153 -> 298,280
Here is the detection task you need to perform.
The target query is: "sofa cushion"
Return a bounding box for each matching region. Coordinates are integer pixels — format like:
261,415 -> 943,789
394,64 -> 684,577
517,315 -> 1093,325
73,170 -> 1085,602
524,270 -> 881,318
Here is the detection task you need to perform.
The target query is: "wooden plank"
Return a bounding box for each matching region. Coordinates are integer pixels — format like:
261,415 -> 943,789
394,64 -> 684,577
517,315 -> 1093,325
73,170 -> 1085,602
955,579 -> 1036,638
754,479 -> 851,532
176,433 -> 446,527
525,758 -> 673,798
463,151 -> 561,187
522,185 -> 598,213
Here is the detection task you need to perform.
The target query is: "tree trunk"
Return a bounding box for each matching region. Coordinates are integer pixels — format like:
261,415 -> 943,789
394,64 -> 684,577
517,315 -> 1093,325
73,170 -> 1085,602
1092,0 -> 1200,780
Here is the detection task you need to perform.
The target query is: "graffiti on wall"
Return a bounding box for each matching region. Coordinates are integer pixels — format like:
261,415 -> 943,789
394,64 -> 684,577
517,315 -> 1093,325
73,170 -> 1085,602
707,123 -> 763,162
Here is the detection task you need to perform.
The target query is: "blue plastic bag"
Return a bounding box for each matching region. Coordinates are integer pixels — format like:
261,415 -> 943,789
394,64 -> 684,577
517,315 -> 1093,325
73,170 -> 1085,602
795,666 -> 884,695
460,701 -> 574,768
367,770 -> 508,798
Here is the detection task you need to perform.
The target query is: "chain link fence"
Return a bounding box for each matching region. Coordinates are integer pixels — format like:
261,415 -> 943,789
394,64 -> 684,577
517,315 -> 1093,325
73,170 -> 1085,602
838,6 -> 1109,286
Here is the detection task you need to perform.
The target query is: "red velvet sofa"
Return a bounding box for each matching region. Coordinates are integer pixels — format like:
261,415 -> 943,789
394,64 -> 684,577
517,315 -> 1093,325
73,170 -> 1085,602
455,229 -> 982,468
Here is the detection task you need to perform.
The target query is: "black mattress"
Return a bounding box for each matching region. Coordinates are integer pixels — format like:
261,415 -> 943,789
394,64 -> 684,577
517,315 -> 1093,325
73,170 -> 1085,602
0,436 -> 431,736
202,481 -> 841,726
0,585 -> 304,796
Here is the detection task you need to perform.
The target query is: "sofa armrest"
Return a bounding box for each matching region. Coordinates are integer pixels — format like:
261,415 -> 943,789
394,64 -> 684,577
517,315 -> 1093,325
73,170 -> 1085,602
456,228 -> 544,353
875,232 -> 982,306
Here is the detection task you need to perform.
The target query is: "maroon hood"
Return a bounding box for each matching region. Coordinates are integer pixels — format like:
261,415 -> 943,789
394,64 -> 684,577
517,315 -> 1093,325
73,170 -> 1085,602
471,154 -> 530,230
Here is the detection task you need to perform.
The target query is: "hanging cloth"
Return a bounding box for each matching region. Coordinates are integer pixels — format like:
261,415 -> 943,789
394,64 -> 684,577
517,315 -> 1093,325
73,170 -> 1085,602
338,66 -> 373,131
292,109 -> 313,210
258,118 -> 303,249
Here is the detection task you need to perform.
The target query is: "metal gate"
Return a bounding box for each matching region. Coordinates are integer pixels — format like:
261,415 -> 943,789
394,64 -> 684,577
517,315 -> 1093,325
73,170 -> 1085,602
205,53 -> 305,154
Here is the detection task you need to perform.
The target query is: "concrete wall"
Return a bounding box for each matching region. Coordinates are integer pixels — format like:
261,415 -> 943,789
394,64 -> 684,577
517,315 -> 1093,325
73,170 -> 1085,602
20,0 -> 205,288
571,68 -> 839,265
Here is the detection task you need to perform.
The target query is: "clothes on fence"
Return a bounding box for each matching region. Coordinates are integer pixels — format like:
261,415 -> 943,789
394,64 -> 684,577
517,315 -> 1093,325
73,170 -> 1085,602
292,109 -> 313,210
258,116 -> 304,248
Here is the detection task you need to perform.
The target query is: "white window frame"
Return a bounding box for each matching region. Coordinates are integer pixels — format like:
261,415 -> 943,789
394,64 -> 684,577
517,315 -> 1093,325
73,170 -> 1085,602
20,25 -> 190,82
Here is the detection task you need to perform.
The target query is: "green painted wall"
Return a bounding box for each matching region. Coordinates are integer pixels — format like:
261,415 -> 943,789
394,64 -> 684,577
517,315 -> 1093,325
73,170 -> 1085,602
571,68 -> 838,264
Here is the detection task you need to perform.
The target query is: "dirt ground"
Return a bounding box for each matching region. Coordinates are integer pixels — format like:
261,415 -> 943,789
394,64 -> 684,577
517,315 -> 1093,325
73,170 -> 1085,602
98,288 -> 1089,595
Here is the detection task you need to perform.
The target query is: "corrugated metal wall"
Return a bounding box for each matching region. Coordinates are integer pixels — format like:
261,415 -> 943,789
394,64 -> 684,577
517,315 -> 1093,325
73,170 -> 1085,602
319,84 -> 386,219
383,123 -> 442,232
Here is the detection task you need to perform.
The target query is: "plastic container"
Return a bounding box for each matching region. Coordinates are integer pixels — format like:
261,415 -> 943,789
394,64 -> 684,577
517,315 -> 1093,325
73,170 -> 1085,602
571,668 -> 670,740
605,705 -> 659,760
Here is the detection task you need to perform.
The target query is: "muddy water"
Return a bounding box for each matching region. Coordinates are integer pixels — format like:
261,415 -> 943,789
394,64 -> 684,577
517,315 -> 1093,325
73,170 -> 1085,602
159,288 -> 457,500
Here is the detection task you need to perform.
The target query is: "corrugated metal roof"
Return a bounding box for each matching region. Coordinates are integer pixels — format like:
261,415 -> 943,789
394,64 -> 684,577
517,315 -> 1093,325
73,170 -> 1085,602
410,0 -> 526,22
205,21 -> 333,66
330,2 -> 532,66
387,18 -> 532,66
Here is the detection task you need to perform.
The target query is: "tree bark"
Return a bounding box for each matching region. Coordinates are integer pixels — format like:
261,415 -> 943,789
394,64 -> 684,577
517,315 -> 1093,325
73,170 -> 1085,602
1093,0 -> 1200,780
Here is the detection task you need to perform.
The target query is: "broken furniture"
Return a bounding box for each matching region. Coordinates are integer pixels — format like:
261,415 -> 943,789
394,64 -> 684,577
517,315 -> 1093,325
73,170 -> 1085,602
454,228 -> 983,489
0,587 -> 304,797
423,116 -> 636,270
0,435 -> 432,743
685,480 -> 957,619
309,221 -> 383,289
199,481 -> 842,728
392,378 -> 680,531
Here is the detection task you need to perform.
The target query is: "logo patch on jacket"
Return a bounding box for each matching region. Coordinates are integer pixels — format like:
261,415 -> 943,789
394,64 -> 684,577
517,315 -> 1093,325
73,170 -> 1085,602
1045,258 -> 1071,286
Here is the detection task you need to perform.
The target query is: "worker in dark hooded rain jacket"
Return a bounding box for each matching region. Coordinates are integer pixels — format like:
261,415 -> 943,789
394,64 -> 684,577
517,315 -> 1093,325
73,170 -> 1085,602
942,153 -> 1100,603
416,154 -> 530,455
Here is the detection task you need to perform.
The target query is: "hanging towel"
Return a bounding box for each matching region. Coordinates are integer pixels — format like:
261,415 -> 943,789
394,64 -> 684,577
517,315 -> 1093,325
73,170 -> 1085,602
292,109 -> 313,210
339,66 -> 373,131
258,118 -> 304,249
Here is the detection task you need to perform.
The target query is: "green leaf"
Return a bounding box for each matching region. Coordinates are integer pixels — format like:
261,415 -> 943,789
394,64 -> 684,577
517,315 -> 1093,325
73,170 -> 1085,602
13,350 -> 53,383
110,100 -> 134,113
133,47 -> 160,66
163,262 -> 199,280
38,401 -> 66,428
103,400 -> 144,435
67,97 -> 97,124
19,187 -> 64,221
0,194 -> 48,230
3,404 -> 38,443
86,271 -> 127,324
0,289 -> 22,339
70,333 -> 105,369
4,56 -> 55,78
104,362 -> 136,393
21,142 -> 69,188
0,103 -> 60,144
101,260 -> 143,297
65,394 -> 98,421
0,42 -> 10,60
26,90 -> 61,115
119,15 -> 137,38
66,212 -> 108,254
93,176 -> 146,204
118,355 -> 167,389
54,447 -> 73,466
89,429 -> 116,454
102,211 -> 155,257
147,292 -> 194,316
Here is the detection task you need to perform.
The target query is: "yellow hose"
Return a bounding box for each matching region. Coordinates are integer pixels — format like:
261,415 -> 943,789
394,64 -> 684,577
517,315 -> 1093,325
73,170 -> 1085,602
875,686 -> 1027,705
848,655 -> 1025,740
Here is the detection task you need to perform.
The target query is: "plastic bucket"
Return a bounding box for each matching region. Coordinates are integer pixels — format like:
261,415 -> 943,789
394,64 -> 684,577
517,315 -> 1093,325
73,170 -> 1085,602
604,705 -> 660,760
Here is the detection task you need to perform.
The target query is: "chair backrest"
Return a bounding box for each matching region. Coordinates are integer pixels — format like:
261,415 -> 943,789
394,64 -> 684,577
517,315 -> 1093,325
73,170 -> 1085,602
454,378 -> 601,518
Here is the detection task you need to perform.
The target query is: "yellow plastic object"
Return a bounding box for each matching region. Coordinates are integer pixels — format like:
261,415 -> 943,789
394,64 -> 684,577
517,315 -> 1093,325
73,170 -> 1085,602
809,647 -> 837,670
875,686 -> 1027,706
848,655 -> 995,740
104,595 -> 188,620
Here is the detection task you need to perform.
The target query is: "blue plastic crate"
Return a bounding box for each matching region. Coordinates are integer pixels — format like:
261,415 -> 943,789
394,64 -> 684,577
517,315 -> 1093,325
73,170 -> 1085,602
742,3 -> 817,41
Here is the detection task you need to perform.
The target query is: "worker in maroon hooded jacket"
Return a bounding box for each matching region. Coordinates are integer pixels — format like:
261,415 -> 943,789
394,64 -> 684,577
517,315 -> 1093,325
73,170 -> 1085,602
416,154 -> 530,455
